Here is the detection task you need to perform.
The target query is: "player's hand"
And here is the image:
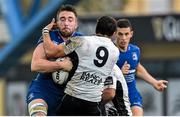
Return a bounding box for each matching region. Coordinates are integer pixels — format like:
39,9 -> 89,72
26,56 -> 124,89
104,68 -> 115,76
121,61 -> 130,74
59,57 -> 73,71
153,80 -> 168,91
44,18 -> 57,31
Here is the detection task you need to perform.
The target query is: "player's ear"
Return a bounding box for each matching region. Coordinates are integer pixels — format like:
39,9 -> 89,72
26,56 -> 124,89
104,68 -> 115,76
131,30 -> 134,37
75,19 -> 78,30
75,24 -> 78,30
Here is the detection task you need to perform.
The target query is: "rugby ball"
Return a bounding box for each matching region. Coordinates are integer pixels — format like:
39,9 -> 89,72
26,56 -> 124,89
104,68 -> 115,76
52,58 -> 69,85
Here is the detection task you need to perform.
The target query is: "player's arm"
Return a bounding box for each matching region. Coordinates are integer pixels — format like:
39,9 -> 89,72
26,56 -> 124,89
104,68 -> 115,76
102,88 -> 115,104
136,63 -> 168,91
42,18 -> 81,58
43,32 -> 65,58
41,18 -> 64,58
31,43 -> 72,73
102,76 -> 116,104
43,32 -> 81,58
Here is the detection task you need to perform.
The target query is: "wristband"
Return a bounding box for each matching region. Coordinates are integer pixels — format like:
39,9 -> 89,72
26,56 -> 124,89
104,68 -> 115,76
42,27 -> 49,34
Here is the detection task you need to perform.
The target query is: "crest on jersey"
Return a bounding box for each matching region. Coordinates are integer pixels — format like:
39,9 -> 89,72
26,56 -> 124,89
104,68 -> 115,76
132,52 -> 138,60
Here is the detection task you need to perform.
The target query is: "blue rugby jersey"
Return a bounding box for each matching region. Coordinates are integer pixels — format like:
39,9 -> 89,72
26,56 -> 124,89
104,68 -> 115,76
116,44 -> 142,107
116,44 -> 140,83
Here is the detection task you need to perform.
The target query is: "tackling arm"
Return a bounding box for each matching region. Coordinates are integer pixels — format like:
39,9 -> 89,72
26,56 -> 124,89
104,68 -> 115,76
102,88 -> 116,104
43,33 -> 65,58
43,32 -> 65,58
102,74 -> 117,104
42,18 -> 66,58
42,19 -> 82,58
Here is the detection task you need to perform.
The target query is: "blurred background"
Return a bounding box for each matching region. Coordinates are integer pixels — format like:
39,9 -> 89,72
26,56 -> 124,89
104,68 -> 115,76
0,0 -> 180,116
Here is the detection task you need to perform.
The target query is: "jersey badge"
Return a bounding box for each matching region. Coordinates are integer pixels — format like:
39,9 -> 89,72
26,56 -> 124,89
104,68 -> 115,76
132,52 -> 138,61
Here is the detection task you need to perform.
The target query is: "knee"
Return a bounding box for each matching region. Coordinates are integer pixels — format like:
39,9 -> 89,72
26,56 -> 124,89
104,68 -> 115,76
131,106 -> 143,116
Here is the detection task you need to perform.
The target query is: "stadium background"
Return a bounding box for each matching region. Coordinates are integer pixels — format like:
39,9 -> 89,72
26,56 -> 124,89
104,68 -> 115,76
0,0 -> 180,116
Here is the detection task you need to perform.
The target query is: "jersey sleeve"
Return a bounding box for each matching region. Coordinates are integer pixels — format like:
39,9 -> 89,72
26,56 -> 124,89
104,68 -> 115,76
103,72 -> 117,90
104,64 -> 126,90
62,36 -> 82,55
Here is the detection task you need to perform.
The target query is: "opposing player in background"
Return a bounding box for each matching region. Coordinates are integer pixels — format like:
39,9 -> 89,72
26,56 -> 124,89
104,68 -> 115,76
115,18 -> 168,116
42,16 -> 119,115
26,5 -> 83,116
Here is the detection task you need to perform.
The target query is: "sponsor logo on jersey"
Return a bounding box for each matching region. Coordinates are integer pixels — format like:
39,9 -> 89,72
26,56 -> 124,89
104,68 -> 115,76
80,72 -> 102,85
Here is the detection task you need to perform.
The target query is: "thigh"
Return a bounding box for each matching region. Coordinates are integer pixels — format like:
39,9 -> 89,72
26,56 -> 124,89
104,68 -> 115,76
26,80 -> 64,116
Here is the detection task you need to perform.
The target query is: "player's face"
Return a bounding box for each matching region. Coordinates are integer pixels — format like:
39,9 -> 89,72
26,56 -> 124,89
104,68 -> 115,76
115,27 -> 133,51
57,11 -> 78,38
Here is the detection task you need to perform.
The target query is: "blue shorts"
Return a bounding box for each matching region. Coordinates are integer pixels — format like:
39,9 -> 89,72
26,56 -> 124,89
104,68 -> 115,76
26,77 -> 65,116
127,81 -> 143,108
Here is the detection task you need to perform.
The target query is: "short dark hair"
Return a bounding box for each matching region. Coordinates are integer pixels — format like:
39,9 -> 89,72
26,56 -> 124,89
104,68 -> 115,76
95,16 -> 117,37
56,4 -> 77,20
117,19 -> 132,30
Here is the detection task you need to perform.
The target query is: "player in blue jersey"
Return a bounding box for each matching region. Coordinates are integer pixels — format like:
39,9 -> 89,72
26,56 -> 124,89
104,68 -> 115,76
26,5 -> 83,116
115,19 -> 168,116
42,15 -> 119,116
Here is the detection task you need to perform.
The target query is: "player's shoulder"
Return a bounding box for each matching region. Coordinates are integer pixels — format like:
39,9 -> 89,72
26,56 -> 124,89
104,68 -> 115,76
113,64 -> 121,73
75,35 -> 97,41
74,32 -> 84,36
49,29 -> 59,35
129,43 -> 140,51
49,29 -> 60,39
69,35 -> 86,42
37,31 -> 59,45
